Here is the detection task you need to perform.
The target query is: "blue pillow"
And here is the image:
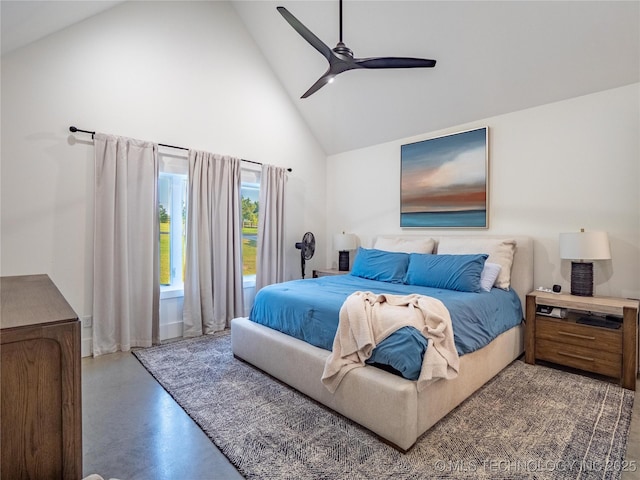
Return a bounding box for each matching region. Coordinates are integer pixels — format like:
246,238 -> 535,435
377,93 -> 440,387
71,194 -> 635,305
350,248 -> 409,283
404,253 -> 488,292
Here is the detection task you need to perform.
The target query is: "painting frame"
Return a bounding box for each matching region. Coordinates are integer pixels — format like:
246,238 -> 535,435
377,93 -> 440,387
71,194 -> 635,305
400,126 -> 489,229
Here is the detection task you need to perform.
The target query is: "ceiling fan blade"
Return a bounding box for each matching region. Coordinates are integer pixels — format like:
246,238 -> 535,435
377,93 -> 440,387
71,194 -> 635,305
277,3 -> 437,98
355,57 -> 437,69
277,6 -> 333,62
301,72 -> 335,99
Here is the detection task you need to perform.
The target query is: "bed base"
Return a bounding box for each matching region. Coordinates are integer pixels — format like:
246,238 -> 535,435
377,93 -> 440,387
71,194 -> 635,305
231,316 -> 524,451
232,235 -> 532,451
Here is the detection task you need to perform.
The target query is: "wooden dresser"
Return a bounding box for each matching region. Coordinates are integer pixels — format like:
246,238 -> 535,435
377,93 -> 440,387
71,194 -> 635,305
1,274 -> 82,479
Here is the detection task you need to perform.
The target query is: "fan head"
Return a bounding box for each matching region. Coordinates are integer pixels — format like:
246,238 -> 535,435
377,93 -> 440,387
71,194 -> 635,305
301,232 -> 316,260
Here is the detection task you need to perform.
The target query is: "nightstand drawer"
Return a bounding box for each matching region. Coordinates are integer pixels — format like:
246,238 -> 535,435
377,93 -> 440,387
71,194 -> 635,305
536,338 -> 622,378
535,317 -> 621,353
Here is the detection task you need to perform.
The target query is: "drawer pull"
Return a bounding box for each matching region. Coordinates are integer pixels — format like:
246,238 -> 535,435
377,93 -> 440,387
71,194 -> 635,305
558,331 -> 596,341
558,351 -> 595,362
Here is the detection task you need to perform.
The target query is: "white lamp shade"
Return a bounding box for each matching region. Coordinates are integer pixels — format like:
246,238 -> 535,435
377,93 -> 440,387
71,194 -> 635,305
333,233 -> 357,251
559,231 -> 611,260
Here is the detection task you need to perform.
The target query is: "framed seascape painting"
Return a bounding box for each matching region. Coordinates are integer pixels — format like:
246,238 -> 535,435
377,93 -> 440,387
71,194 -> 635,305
400,127 -> 488,228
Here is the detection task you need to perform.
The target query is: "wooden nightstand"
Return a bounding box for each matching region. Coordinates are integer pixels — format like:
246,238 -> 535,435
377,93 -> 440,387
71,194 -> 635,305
312,268 -> 350,278
525,290 -> 638,390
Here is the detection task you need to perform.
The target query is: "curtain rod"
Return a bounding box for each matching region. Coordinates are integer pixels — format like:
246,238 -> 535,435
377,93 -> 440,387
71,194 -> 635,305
69,126 -> 292,172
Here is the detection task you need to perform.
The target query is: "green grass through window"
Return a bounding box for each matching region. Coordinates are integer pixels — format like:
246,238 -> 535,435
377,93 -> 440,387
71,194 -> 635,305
160,222 -> 171,285
243,226 -> 257,276
160,225 -> 258,282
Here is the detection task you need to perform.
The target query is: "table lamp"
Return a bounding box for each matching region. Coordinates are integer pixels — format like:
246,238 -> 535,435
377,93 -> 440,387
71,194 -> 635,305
559,229 -> 611,297
333,233 -> 357,271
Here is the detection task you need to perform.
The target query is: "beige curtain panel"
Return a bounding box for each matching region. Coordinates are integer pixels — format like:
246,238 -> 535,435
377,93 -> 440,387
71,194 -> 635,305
255,164 -> 287,291
92,133 -> 160,356
183,150 -> 244,336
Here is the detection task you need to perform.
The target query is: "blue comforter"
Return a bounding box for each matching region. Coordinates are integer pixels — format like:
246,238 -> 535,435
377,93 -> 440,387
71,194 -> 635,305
249,274 -> 522,380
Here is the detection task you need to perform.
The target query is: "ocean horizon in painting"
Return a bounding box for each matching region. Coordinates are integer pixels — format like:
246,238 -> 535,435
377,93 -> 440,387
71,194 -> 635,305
401,127 -> 488,228
401,210 -> 487,228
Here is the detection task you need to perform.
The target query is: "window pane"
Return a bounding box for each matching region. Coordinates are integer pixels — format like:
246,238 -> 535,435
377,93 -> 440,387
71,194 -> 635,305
241,181 -> 260,278
181,177 -> 187,283
159,175 -> 172,286
240,168 -> 260,286
161,168 -> 258,289
159,172 -> 187,290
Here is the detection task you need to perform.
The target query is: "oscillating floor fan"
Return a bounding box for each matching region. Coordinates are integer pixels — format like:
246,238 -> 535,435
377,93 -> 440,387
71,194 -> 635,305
295,232 -> 316,278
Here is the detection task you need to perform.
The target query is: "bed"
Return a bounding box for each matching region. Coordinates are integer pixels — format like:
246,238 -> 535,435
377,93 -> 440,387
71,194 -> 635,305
231,235 -> 533,451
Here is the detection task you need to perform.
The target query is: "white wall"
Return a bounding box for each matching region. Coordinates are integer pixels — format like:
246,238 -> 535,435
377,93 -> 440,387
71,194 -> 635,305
326,84 -> 640,300
1,1 -> 327,354
3,1 -> 638,356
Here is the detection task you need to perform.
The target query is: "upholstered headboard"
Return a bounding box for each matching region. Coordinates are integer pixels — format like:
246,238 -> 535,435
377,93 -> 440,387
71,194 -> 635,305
371,235 -> 534,310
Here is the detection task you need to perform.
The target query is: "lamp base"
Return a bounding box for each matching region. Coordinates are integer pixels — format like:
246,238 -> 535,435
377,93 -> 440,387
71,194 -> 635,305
570,261 -> 593,297
338,251 -> 350,271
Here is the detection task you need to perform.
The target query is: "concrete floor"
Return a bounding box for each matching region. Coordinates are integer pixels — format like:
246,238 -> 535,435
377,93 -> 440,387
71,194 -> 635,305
82,351 -> 243,480
83,352 -> 640,480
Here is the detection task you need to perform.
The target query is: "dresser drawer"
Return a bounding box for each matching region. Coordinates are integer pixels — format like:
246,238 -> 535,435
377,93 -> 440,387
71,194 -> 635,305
535,317 -> 621,353
536,338 -> 622,378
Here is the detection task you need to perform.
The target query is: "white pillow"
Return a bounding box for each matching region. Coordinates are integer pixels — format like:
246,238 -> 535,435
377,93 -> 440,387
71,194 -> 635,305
373,237 -> 435,254
436,238 -> 516,289
479,262 -> 502,292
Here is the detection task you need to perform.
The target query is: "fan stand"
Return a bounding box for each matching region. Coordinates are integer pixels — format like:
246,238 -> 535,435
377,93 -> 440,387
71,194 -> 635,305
300,252 -> 307,279
295,241 -> 307,278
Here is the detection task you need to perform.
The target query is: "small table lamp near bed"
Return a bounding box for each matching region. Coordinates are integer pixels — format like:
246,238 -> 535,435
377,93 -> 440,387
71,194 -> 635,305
333,233 -> 357,271
559,229 -> 611,297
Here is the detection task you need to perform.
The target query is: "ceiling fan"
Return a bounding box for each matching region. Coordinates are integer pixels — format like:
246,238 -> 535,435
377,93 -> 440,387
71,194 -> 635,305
277,0 -> 437,98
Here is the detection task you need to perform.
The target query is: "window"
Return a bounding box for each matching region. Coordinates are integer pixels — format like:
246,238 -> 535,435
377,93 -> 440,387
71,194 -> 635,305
158,160 -> 259,293
241,167 -> 261,286
159,157 -> 188,295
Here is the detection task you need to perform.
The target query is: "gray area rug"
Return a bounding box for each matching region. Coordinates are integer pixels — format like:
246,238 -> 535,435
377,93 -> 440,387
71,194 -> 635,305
133,331 -> 634,479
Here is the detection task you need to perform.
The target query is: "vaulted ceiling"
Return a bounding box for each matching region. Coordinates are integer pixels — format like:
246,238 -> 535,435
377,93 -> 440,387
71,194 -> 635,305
2,1 -> 639,155
233,1 -> 639,154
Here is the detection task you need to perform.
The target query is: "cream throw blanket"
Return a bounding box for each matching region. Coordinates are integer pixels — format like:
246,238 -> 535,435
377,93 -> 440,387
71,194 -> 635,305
321,291 -> 459,393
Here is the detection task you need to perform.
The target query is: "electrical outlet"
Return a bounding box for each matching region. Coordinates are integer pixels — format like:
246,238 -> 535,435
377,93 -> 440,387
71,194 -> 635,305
81,316 -> 93,329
